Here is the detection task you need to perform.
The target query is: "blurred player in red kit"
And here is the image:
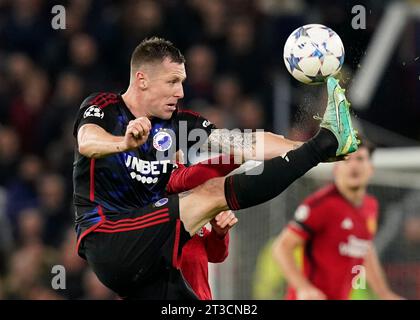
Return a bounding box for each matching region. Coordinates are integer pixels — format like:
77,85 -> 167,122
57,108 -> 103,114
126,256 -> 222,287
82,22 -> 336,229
273,140 -> 403,300
166,154 -> 239,299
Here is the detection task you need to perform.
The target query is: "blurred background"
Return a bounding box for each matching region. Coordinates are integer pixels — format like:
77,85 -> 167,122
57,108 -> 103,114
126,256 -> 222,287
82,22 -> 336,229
0,0 -> 418,299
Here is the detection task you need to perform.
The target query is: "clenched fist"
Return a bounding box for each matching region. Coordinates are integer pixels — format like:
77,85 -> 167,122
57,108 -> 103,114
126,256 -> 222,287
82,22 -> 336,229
210,210 -> 238,237
124,117 -> 152,150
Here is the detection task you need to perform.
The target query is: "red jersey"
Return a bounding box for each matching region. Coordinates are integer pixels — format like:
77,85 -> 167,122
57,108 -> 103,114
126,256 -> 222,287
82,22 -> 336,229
286,184 -> 378,300
180,227 -> 229,300
166,155 -> 238,299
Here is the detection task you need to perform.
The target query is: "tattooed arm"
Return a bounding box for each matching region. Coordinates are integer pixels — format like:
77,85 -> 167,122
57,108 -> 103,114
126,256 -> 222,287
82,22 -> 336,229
205,129 -> 302,161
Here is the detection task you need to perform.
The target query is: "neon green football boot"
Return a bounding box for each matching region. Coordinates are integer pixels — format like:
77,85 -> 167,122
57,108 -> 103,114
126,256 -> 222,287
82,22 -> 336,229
319,76 -> 359,157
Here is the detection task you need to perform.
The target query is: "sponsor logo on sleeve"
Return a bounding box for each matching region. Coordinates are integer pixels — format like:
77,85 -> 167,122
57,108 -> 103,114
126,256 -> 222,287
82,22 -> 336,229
154,198 -> 169,207
202,120 -> 211,128
294,205 -> 309,222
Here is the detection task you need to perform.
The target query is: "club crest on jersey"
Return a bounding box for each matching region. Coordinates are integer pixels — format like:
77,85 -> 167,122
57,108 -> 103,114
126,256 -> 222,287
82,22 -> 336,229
294,205 -> 309,222
153,131 -> 172,152
341,218 -> 354,230
83,105 -> 104,119
154,198 -> 169,207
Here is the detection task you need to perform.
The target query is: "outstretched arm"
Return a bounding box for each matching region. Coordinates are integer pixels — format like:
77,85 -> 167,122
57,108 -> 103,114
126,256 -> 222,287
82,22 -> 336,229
77,117 -> 151,158
364,244 -> 404,300
205,210 -> 238,263
273,228 -> 326,300
205,129 -> 302,162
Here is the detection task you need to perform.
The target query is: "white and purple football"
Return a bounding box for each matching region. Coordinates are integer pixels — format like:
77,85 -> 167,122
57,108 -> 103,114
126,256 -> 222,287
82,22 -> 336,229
283,24 -> 345,84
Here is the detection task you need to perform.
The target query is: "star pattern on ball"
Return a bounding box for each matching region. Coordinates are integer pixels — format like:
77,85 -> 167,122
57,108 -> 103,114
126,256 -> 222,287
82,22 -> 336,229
286,54 -> 302,72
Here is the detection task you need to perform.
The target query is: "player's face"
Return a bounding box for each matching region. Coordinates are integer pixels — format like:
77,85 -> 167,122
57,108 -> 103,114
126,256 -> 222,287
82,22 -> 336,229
334,147 -> 373,190
143,58 -> 186,119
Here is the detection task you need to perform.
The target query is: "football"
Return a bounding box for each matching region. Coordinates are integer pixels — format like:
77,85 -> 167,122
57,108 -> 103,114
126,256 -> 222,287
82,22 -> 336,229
283,24 -> 345,84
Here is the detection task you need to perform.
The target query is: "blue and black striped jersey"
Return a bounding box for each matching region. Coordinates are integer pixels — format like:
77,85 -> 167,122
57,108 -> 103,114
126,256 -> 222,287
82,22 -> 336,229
72,92 -> 215,239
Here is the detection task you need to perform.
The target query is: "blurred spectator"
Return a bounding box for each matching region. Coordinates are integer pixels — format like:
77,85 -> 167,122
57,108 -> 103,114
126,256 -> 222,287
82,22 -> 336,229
234,96 -> 265,130
4,242 -> 56,299
39,71 -> 84,154
26,284 -> 65,300
57,227 -> 87,300
9,68 -> 50,152
399,191 -> 420,261
0,66 -> 11,123
0,187 -> 13,276
256,0 -> 306,16
377,190 -> 420,299
0,0 -> 51,60
219,16 -> 264,93
5,53 -> 34,96
162,0 -> 203,50
16,207 -> 44,247
194,0 -> 227,53
190,101 -> 229,129
37,173 -> 72,248
69,33 -> 97,69
0,126 -> 20,186
122,0 -> 164,42
255,0 -> 306,69
213,75 -> 242,112
184,45 -> 216,104
44,120 -> 76,193
68,33 -> 109,92
40,1 -> 92,76
5,154 -> 43,231
383,190 -> 420,262
117,0 -> 166,82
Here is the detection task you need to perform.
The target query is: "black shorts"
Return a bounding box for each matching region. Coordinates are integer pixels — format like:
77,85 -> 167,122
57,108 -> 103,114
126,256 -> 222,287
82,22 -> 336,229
78,194 -> 197,300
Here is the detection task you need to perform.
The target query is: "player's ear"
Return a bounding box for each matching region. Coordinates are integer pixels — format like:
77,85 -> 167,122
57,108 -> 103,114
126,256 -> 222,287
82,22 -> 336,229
135,71 -> 148,90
